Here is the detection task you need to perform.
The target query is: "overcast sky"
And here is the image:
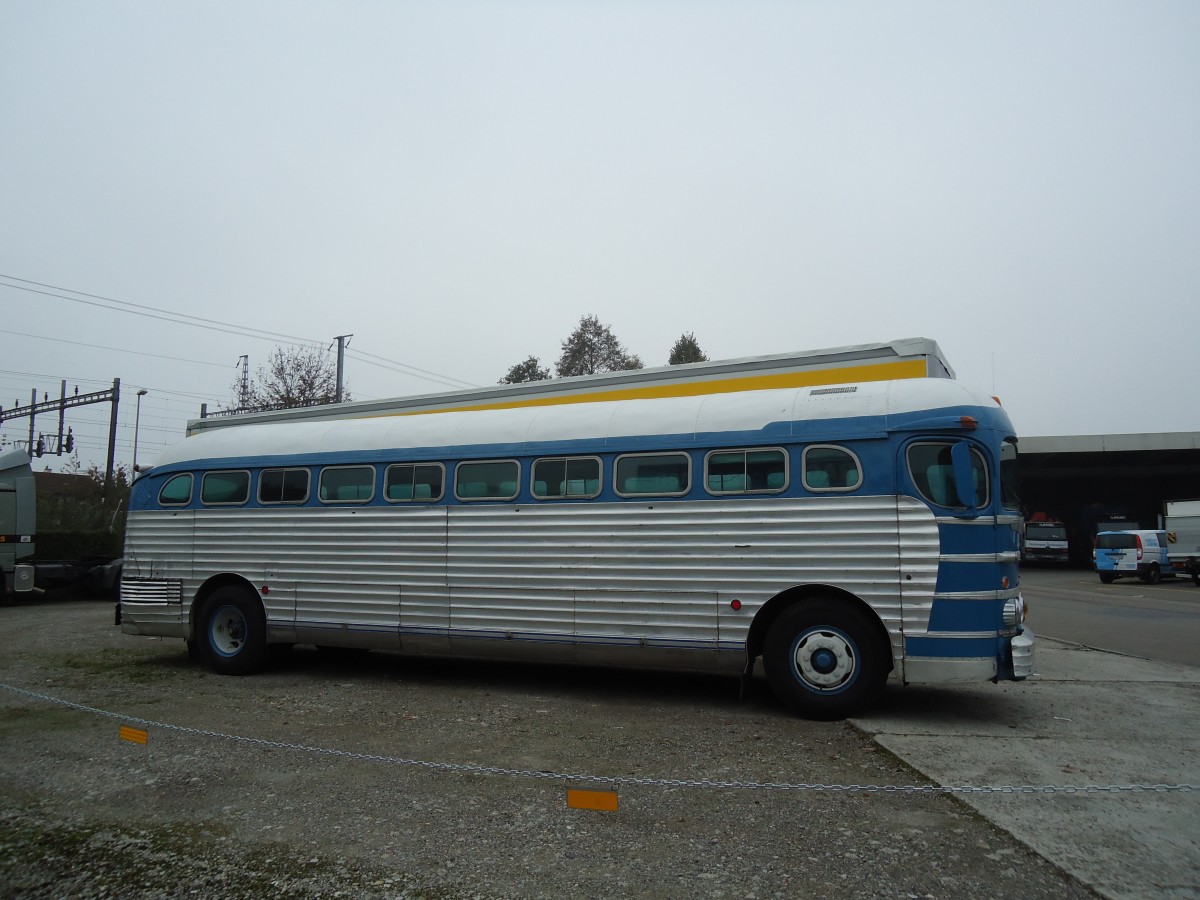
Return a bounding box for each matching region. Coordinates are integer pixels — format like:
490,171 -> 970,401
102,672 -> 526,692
2,1 -> 1198,473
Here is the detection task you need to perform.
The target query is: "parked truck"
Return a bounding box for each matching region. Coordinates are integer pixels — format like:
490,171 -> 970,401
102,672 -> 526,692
1164,499 -> 1200,586
1,446 -> 122,601
1021,514 -> 1070,564
0,447 -> 36,601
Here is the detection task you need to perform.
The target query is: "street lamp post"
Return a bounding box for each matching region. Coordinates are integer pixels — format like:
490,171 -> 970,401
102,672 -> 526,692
133,389 -> 148,472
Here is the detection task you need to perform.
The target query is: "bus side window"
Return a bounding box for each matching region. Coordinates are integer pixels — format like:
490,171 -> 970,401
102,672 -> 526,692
385,463 -> 444,502
705,448 -> 787,494
259,468 -> 310,504
319,466 -> 375,503
158,473 -> 193,506
455,460 -> 520,501
803,446 -> 861,492
615,453 -> 690,496
532,457 -> 601,499
201,471 -> 250,505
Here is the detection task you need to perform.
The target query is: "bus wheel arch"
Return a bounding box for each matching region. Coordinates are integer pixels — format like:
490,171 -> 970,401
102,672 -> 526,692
191,576 -> 269,676
749,585 -> 893,720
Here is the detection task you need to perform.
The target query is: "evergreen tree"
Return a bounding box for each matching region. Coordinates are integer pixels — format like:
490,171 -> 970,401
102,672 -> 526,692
499,356 -> 552,384
668,333 -> 708,365
555,315 -> 643,377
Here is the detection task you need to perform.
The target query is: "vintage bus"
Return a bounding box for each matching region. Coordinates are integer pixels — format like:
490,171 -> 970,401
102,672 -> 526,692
118,339 -> 1033,719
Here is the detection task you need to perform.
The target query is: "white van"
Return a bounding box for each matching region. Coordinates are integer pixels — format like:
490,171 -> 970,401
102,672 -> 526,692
1093,530 -> 1173,584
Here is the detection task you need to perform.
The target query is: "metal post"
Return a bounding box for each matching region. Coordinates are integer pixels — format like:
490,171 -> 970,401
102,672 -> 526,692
334,334 -> 352,403
26,388 -> 35,458
104,378 -> 120,512
133,389 -> 148,472
57,380 -> 67,455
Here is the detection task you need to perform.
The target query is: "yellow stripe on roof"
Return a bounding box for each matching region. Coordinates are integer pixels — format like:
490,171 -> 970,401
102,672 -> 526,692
383,358 -> 926,418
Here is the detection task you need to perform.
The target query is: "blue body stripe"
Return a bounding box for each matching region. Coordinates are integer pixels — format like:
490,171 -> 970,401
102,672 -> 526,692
130,404 -> 1010,513
926,599 -> 1002,632
905,635 -> 1002,658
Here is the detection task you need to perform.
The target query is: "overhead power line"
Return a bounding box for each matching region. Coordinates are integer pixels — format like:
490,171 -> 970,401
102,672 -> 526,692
1,273 -> 479,391
347,348 -> 477,389
0,329 -> 232,369
0,274 -> 320,346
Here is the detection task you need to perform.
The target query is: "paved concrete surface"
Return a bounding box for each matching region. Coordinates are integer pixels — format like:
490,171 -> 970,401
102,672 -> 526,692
853,637 -> 1200,899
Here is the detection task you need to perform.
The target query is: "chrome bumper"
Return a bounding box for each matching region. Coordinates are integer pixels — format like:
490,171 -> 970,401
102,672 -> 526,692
1011,627 -> 1035,679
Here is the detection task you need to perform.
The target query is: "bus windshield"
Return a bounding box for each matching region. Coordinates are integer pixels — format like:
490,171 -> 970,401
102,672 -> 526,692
1000,439 -> 1020,511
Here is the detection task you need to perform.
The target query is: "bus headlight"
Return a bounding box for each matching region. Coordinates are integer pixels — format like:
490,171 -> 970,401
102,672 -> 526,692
1003,595 -> 1026,627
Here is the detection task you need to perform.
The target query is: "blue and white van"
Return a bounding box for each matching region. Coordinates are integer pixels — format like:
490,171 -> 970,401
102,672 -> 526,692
1094,530 -> 1174,584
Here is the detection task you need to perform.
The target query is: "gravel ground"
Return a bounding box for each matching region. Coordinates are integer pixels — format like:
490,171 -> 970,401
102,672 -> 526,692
0,593 -> 1093,899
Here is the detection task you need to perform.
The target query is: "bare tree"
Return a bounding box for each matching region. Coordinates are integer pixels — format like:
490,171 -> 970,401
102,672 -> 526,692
231,346 -> 349,412
668,333 -> 708,365
555,315 -> 643,377
499,356 -> 552,384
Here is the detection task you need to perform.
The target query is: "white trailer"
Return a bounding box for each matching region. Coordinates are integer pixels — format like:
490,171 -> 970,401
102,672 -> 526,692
1164,499 -> 1200,586
0,447 -> 36,600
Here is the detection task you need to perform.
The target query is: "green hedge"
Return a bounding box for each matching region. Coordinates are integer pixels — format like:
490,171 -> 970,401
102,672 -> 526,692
32,531 -> 122,562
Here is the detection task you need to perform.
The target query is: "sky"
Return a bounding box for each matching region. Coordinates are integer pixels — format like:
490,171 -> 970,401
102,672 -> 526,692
2,1 -> 1198,474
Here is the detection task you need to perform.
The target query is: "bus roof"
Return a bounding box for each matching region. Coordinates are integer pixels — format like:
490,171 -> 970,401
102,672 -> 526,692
188,337 -> 954,436
151,373 -> 1008,472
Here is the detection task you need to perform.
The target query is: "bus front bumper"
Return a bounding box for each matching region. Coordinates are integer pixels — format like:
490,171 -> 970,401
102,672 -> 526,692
1011,627 -> 1035,680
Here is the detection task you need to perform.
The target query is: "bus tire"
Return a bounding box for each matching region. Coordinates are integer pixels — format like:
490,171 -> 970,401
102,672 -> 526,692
1098,573 -> 1116,584
763,600 -> 888,720
196,587 -> 268,676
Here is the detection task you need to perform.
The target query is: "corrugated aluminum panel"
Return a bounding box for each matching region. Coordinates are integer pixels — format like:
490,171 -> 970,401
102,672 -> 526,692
123,495 -> 938,664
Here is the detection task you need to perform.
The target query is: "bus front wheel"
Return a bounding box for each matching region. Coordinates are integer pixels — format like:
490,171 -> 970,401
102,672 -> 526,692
763,600 -> 888,720
196,587 -> 268,676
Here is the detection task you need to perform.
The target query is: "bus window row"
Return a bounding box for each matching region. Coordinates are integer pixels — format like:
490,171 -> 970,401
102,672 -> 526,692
154,445 -> 867,508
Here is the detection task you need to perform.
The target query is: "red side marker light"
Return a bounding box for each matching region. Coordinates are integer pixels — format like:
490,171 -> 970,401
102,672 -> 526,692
261,585 -> 270,595
960,416 -> 978,429
730,599 -> 742,611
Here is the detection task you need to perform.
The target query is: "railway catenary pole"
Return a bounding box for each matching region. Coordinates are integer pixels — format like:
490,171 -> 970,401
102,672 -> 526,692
103,378 -> 120,514
333,334 -> 352,403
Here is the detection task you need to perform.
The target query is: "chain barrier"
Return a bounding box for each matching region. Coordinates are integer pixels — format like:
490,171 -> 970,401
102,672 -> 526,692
2,681 -> 1196,796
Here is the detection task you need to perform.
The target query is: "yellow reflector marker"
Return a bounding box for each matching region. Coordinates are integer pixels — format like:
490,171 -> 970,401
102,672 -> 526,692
567,789 -> 618,812
120,726 -> 148,745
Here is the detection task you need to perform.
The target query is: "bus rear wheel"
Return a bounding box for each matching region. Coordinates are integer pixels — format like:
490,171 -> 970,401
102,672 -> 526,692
196,586 -> 268,676
763,600 -> 888,720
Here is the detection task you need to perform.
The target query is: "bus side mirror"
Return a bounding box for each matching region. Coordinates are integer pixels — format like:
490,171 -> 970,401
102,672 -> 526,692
950,441 -> 980,514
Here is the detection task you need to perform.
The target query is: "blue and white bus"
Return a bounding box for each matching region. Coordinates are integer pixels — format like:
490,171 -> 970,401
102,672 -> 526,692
118,339 -> 1033,719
